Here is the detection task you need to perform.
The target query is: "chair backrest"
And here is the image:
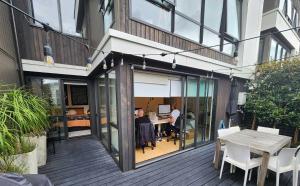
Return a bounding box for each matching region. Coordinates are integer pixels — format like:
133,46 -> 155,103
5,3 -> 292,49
257,126 -> 279,135
277,148 -> 296,168
225,141 -> 250,163
218,126 -> 240,138
295,145 -> 300,165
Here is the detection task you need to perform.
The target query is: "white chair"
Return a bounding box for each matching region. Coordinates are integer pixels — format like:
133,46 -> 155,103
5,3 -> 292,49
219,141 -> 261,186
267,148 -> 296,186
293,146 -> 300,186
257,126 -> 279,135
213,126 -> 241,164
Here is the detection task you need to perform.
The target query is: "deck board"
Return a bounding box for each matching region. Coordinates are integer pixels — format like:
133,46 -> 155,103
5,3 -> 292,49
39,136 -> 296,186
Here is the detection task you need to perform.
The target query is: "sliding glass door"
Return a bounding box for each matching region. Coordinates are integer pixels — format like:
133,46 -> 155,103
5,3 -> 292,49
97,70 -> 119,162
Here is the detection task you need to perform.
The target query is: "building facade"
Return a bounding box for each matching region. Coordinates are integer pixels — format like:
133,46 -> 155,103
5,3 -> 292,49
1,0 -> 299,171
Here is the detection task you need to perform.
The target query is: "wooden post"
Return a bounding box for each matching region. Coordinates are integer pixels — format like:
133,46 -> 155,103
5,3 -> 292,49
214,139 -> 221,169
258,152 -> 270,186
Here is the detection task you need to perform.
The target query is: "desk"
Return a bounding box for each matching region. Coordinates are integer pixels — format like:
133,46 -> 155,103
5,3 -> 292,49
214,129 -> 291,186
152,119 -> 169,135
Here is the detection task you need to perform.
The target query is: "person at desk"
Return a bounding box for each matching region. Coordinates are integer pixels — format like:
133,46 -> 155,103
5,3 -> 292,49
166,104 -> 180,142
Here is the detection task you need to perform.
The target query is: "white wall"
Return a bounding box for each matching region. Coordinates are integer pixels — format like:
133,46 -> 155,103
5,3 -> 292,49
238,0 -> 265,71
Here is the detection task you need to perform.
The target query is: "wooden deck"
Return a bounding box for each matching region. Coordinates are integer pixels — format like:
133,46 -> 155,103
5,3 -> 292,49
39,136 -> 296,186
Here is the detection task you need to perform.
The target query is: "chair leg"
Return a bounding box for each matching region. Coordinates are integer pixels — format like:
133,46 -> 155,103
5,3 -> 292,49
219,158 -> 225,179
230,165 -> 233,174
276,172 -> 280,186
249,169 -> 252,181
257,167 -> 260,185
294,171 -> 298,186
243,169 -> 249,186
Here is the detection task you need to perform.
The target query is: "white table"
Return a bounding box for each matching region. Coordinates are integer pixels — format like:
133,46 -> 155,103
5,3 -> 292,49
152,118 -> 169,136
214,129 -> 291,186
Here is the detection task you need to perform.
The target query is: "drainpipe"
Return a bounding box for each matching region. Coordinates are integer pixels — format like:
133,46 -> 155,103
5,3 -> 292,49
8,0 -> 24,86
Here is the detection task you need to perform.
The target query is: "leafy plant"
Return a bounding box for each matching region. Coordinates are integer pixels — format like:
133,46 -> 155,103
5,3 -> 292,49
245,59 -> 300,143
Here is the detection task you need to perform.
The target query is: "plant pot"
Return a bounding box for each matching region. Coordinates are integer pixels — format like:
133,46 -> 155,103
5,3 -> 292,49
11,147 -> 38,174
23,133 -> 47,167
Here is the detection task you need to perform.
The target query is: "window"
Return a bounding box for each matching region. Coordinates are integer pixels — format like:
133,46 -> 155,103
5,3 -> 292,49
101,0 -> 114,33
130,0 -> 241,56
174,14 -> 200,42
227,0 -> 240,39
269,38 -> 290,62
279,0 -> 299,28
31,0 -> 60,30
70,85 -> 88,105
175,0 -> 201,22
174,0 -> 201,42
31,0 -> 81,36
204,0 -> 223,32
131,0 -> 172,31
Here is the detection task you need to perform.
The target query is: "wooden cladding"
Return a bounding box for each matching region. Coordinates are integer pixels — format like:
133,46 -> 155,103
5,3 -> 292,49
115,0 -> 236,65
13,0 -> 88,67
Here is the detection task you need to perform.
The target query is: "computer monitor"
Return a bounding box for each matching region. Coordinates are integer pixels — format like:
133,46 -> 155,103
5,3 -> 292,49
158,104 -> 171,115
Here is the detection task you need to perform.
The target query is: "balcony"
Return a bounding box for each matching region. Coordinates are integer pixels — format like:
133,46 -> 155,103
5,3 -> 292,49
261,9 -> 300,51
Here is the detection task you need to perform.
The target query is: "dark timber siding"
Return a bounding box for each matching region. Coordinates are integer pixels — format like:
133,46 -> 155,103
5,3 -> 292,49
0,1 -> 20,85
113,0 -> 236,65
12,0 -> 88,66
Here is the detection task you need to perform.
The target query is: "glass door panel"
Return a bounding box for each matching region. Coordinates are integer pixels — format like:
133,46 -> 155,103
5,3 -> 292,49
183,77 -> 198,148
197,79 -> 215,143
98,75 -> 109,149
28,77 -> 66,139
108,71 -> 119,160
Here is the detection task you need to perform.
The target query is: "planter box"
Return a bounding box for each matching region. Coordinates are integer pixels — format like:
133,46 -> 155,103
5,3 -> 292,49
23,134 -> 47,167
12,147 -> 38,174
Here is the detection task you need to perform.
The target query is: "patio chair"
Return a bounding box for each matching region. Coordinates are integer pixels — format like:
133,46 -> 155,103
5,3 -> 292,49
293,145 -> 300,186
213,126 -> 240,164
219,141 -> 261,186
257,126 -> 279,135
267,148 -> 296,186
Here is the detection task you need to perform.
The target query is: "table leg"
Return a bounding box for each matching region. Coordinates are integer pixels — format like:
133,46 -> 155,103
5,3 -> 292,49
214,139 -> 221,169
258,152 -> 270,186
158,124 -> 161,135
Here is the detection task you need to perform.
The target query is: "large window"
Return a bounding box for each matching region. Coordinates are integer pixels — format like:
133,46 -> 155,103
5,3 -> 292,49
100,0 -> 114,33
279,0 -> 299,28
131,0 -> 172,31
31,0 -> 81,36
269,38 -> 289,62
130,0 -> 241,56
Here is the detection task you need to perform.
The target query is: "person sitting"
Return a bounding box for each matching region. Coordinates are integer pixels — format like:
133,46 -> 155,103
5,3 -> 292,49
166,104 -> 180,143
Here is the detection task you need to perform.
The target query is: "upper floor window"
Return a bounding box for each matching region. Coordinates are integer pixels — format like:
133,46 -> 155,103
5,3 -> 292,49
130,0 -> 241,56
100,0 -> 114,33
279,0 -> 299,28
31,0 -> 81,37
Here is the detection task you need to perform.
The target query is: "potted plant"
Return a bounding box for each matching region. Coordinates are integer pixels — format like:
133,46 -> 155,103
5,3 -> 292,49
0,86 -> 49,173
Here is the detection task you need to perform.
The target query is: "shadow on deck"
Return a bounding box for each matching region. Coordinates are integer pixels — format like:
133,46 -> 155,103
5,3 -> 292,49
39,136 -> 295,186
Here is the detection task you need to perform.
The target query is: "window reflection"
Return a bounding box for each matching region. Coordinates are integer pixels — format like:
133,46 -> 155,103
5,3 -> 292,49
269,39 -> 277,61
60,0 -> 81,36
176,0 -> 201,22
223,41 -> 235,56
174,14 -> 200,42
131,0 -> 172,31
32,0 -> 60,30
227,0 -> 240,39
202,29 -> 220,50
204,0 -> 224,32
